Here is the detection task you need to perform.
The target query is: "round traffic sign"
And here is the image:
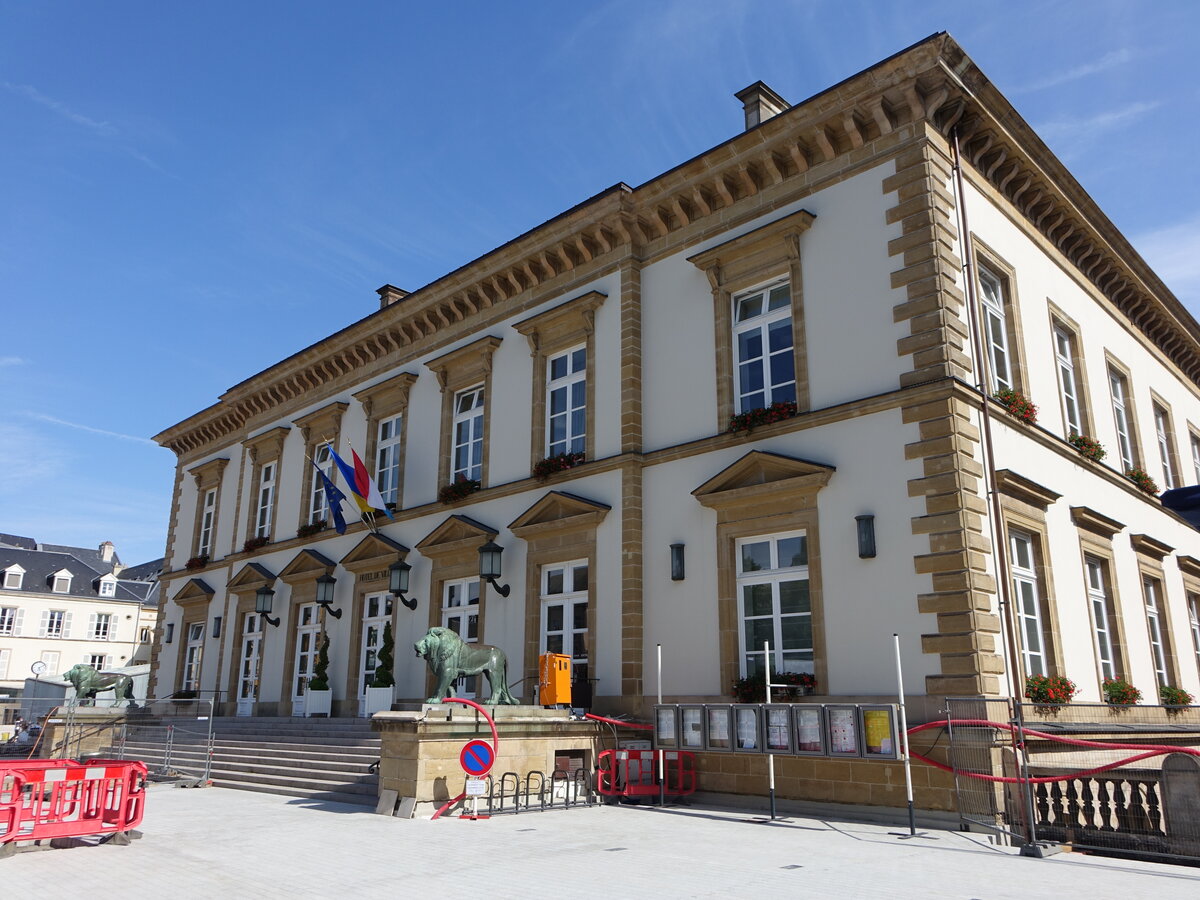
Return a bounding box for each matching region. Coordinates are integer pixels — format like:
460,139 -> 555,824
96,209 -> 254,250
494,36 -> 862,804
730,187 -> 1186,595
459,739 -> 495,777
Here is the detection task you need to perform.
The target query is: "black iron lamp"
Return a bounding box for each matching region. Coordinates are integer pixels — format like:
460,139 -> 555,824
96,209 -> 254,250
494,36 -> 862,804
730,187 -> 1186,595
478,540 -> 510,597
389,558 -> 418,610
315,572 -> 342,618
855,514 -> 877,559
670,543 -> 686,581
255,584 -> 280,627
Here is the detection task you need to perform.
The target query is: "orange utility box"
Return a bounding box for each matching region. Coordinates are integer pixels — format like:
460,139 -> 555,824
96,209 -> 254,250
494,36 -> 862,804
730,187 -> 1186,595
539,653 -> 572,706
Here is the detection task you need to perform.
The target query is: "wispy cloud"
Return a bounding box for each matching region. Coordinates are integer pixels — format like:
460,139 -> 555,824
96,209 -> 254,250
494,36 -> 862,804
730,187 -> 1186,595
1134,215 -> 1200,313
0,423 -> 66,494
0,356 -> 25,367
23,413 -> 156,446
1036,101 -> 1162,154
3,81 -> 116,136
1014,48 -> 1135,93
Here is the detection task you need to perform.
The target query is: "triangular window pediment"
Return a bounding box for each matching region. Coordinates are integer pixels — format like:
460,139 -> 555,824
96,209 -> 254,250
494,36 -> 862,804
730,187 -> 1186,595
416,515 -> 497,558
227,562 -> 278,591
509,491 -> 610,539
340,533 -> 410,573
173,577 -> 215,605
692,450 -> 833,509
278,549 -> 337,584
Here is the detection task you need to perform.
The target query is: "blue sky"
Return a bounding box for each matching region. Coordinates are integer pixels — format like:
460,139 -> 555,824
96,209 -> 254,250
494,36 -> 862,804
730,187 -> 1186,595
2,1 -> 1199,565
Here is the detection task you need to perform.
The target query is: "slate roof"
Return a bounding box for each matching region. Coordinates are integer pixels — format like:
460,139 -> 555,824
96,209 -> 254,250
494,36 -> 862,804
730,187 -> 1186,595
0,533 -> 37,550
118,558 -> 164,583
40,542 -> 123,572
0,543 -> 160,607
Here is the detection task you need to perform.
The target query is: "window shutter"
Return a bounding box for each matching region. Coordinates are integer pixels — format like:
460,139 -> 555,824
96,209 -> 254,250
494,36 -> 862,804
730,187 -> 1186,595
13,608 -> 23,636
63,611 -> 73,638
89,612 -> 98,639
105,616 -> 114,641
0,649 -> 9,679
39,610 -> 49,637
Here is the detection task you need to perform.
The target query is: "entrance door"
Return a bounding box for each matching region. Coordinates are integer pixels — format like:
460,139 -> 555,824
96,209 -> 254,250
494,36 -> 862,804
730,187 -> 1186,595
440,578 -> 480,698
358,593 -> 393,716
291,603 -> 320,716
183,623 -> 205,693
236,612 -> 263,717
540,560 -> 590,704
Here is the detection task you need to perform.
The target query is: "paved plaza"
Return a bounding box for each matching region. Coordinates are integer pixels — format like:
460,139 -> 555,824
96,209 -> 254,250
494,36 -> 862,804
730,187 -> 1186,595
6,786 -> 1200,898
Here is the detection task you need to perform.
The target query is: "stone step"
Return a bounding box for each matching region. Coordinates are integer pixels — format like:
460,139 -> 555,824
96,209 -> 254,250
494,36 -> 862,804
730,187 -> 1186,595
209,779 -> 375,807
122,742 -> 378,766
121,746 -> 377,779
207,767 -> 377,797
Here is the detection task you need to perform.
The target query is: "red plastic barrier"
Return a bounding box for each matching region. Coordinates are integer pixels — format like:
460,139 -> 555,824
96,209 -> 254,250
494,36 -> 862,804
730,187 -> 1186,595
0,758 -> 147,846
596,749 -> 695,798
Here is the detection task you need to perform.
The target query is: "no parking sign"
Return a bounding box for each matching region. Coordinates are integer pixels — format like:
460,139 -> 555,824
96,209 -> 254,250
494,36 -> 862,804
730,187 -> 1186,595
459,739 -> 495,777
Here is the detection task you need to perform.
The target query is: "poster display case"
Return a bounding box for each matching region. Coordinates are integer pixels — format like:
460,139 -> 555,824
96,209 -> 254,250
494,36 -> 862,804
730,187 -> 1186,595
733,705 -> 763,753
792,704 -> 826,756
679,705 -> 705,750
858,705 -> 901,760
824,704 -> 862,757
704,705 -> 734,752
763,705 -> 794,754
654,705 -> 679,750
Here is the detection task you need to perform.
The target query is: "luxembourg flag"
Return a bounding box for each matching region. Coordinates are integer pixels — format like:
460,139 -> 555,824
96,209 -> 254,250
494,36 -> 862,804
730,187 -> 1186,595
326,442 -> 394,519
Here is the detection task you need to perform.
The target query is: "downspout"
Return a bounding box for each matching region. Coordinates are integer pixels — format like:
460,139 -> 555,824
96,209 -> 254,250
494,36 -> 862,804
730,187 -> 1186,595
950,128 -> 1038,848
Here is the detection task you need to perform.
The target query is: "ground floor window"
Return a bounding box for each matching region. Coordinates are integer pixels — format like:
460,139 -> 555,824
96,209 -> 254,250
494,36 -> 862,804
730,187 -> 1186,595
540,560 -> 589,686
441,578 -> 480,697
736,531 -> 811,677
1010,530 -> 1048,678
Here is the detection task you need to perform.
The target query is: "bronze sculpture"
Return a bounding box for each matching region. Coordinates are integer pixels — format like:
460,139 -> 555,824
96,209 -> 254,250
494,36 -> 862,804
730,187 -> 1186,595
414,627 -> 520,705
61,664 -> 136,707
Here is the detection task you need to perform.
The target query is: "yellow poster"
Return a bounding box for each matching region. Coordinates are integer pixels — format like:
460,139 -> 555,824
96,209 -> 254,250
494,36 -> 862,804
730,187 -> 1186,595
863,709 -> 894,756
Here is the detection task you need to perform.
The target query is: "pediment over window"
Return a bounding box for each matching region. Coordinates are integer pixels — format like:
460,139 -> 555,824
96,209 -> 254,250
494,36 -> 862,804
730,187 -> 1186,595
1070,505 -> 1124,539
242,426 -> 290,463
340,532 -> 410,574
416,514 -> 497,559
995,469 -> 1061,511
228,562 -> 278,592
1130,533 -> 1174,561
188,456 -> 230,490
1177,554 -> 1200,579
509,491 -> 611,540
292,401 -> 349,445
353,372 -> 418,420
692,450 -> 833,511
278,549 -> 337,585
172,577 -> 215,606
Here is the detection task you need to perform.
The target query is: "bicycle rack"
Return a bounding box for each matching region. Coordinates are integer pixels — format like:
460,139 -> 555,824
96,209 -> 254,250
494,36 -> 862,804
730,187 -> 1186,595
494,772 -> 520,814
525,770 -> 546,812
573,768 -> 593,807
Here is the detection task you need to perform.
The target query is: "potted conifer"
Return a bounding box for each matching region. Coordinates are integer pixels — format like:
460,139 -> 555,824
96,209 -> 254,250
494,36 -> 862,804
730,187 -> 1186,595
304,634 -> 333,717
363,622 -> 396,716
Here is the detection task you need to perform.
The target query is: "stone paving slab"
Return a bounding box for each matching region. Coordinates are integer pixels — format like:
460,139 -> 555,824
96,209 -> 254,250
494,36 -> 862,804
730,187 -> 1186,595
5,785 -> 1200,899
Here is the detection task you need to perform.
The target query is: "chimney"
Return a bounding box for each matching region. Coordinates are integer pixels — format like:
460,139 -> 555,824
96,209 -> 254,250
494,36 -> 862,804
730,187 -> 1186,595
734,81 -> 790,131
99,541 -> 114,562
377,284 -> 410,310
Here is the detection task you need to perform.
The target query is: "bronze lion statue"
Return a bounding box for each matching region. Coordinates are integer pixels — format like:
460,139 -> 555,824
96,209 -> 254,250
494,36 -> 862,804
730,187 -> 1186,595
62,664 -> 136,707
414,626 -> 520,705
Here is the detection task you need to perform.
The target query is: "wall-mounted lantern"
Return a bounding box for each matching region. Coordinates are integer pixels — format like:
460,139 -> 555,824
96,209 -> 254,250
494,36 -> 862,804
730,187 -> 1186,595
478,540 -> 510,597
255,584 -> 280,627
856,514 -> 877,559
389,558 -> 418,610
670,543 -> 686,581
315,573 -> 342,618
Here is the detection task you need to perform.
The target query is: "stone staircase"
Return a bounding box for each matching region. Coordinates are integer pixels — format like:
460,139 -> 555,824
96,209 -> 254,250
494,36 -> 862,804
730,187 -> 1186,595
115,716 -> 381,807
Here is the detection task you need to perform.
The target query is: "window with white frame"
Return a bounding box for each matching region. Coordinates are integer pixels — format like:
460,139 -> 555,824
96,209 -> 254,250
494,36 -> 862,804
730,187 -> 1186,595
1143,576 -> 1170,688
1009,530 -> 1048,678
139,626 -> 151,643
736,531 -> 812,678
1085,557 -> 1117,682
183,622 -> 205,692
198,488 -> 216,557
255,461 -> 276,538
99,578 -> 116,598
979,267 -> 1013,392
1191,433 -> 1200,486
0,607 -> 17,636
451,386 -> 485,483
1109,367 -> 1136,471
540,560 -> 589,680
42,610 -> 69,639
546,347 -> 587,457
733,280 -> 796,413
308,444 -> 333,524
86,654 -> 110,670
0,649 -> 9,680
89,613 -> 113,641
1188,592 -> 1200,677
40,650 -> 60,673
376,414 -> 404,505
3,566 -> 23,590
1153,403 -> 1178,490
440,578 -> 480,696
1053,325 -> 1083,436
52,571 -> 72,593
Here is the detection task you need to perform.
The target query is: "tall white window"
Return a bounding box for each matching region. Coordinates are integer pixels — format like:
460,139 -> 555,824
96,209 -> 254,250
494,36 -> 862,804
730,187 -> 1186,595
1009,530 -> 1047,678
1187,593 -> 1200,678
733,280 -> 795,413
451,386 -> 485,483
308,444 -> 333,524
1085,557 -> 1116,681
1191,433 -> 1200,486
540,560 -> 589,684
360,593 -> 393,699
183,622 -> 205,692
89,613 -> 113,641
1143,577 -> 1170,688
1053,326 -> 1083,436
1109,368 -> 1136,471
0,607 -> 18,635
255,462 -> 276,538
3,566 -> 23,590
86,654 -> 110,670
198,488 -> 216,557
41,610 -> 69,639
441,578 -> 481,697
736,531 -> 812,677
1153,404 -> 1177,490
376,414 -> 404,505
546,347 -> 587,457
979,267 -> 1013,392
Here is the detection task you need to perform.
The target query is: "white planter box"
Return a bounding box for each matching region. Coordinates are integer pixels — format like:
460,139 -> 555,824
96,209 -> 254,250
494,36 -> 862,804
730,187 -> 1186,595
304,689 -> 332,718
362,686 -> 394,717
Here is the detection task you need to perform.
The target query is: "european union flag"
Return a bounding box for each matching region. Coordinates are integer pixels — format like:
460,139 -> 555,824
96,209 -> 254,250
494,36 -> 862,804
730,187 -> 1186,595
312,459 -> 348,535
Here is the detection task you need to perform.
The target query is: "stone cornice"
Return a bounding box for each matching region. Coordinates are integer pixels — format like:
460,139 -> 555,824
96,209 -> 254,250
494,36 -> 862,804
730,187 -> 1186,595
155,32 -> 1200,460
1129,533 -> 1174,561
994,469 -> 1062,511
1070,505 -> 1125,539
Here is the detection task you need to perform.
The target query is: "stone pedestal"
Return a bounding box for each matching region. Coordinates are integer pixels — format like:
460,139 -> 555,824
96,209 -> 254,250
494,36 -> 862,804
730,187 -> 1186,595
39,707 -> 130,760
371,705 -> 603,817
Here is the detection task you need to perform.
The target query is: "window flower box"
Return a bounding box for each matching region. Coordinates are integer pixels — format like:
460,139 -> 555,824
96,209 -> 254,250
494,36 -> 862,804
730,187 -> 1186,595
731,671 -> 816,703
1125,467 -> 1159,496
1067,433 -> 1106,462
727,401 -> 798,435
296,520 -> 327,539
438,475 -> 481,505
1024,674 -> 1077,707
242,536 -> 270,554
1160,685 -> 1194,707
533,451 -> 585,482
185,555 -> 210,571
1101,677 -> 1141,706
994,388 -> 1037,425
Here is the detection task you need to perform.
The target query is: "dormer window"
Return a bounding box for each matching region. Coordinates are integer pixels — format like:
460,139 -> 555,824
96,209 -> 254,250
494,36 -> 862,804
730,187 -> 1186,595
51,569 -> 73,593
98,576 -> 117,598
3,565 -> 24,590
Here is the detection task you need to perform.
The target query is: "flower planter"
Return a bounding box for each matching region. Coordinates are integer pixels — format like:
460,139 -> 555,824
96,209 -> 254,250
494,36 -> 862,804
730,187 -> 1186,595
362,686 -> 394,717
304,689 -> 332,718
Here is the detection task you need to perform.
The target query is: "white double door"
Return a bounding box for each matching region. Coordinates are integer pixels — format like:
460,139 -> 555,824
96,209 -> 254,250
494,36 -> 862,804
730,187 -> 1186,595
357,594 -> 393,716
236,613 -> 263,717
441,578 -> 480,698
291,603 -> 321,717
